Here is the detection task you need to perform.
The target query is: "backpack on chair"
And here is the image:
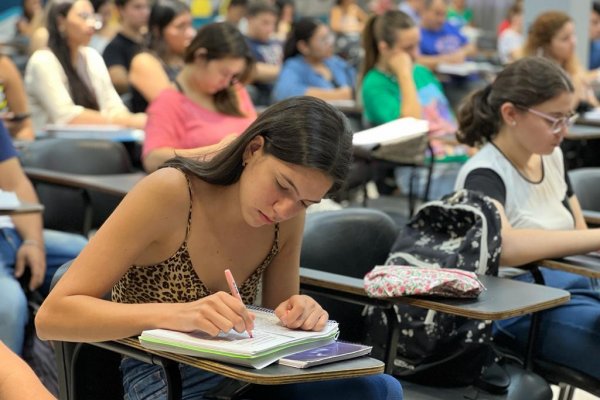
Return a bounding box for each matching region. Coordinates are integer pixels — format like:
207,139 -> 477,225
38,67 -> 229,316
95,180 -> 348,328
364,189 -> 503,387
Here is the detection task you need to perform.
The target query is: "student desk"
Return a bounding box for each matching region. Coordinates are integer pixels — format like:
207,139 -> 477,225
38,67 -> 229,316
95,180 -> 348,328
89,337 -> 384,400
23,167 -> 144,232
0,202 -> 44,215
582,210 -> 600,225
567,123 -> 600,140
23,167 -> 145,197
540,254 -> 600,279
299,267 -> 570,373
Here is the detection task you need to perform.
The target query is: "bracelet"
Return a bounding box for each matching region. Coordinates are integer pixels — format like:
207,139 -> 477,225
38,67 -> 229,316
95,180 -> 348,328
22,239 -> 42,248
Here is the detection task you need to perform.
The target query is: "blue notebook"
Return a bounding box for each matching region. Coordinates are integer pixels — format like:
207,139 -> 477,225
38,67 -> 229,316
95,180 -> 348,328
278,341 -> 372,368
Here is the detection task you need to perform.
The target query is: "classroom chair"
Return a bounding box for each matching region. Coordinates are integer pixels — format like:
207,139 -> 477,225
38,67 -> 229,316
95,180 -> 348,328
568,168 -> 600,211
19,138 -> 134,235
299,208 -> 553,400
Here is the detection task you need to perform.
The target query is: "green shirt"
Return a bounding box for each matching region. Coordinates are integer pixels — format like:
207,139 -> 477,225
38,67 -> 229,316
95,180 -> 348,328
447,7 -> 473,27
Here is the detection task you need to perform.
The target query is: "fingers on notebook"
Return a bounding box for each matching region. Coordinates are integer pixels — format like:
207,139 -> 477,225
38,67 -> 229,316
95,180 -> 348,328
196,292 -> 254,336
277,295 -> 329,331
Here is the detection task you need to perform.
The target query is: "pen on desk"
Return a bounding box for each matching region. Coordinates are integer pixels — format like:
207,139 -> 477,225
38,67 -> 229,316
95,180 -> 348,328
224,269 -> 253,338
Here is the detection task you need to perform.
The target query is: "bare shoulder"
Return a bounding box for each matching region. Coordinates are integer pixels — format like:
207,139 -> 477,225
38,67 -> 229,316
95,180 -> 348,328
130,52 -> 162,72
127,167 -> 192,212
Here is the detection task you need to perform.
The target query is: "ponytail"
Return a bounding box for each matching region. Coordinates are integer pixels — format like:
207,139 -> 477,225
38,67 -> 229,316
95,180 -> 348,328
456,85 -> 498,147
360,14 -> 380,79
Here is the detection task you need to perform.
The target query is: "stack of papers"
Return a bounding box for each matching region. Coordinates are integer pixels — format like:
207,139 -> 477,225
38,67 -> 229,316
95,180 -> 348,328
0,191 -> 20,210
139,306 -> 339,369
352,117 -> 429,150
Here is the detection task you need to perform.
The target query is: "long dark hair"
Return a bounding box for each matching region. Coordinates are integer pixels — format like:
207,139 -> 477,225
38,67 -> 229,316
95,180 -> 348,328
165,96 -> 353,195
47,0 -> 100,110
147,0 -> 189,60
283,17 -> 322,61
361,10 -> 415,79
457,56 -> 574,147
184,22 -> 254,117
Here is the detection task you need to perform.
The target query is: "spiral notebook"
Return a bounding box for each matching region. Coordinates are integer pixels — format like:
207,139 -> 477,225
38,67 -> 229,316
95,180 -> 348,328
139,306 -> 339,369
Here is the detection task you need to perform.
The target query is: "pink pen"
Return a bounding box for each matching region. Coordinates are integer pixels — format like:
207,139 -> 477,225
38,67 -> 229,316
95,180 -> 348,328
224,269 -> 253,338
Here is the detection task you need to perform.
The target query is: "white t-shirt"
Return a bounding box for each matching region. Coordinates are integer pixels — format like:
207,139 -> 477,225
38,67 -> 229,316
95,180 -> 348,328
25,47 -> 129,131
455,143 -> 574,231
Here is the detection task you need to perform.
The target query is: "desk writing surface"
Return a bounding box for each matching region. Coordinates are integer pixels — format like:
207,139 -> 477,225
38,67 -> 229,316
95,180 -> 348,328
112,338 -> 383,385
40,125 -> 145,143
0,202 -> 44,215
24,167 -> 145,197
567,124 -> 600,140
541,254 -> 600,279
299,268 -> 570,320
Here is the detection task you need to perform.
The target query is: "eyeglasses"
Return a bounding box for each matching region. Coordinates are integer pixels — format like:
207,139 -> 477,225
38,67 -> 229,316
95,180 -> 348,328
77,12 -> 103,30
526,108 -> 579,134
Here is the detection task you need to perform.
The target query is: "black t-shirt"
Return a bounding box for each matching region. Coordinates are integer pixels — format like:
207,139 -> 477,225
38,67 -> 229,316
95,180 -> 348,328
102,32 -> 143,71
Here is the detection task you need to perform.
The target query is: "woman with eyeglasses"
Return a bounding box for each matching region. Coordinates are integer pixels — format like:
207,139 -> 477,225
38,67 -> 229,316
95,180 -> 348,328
454,56 -> 600,379
142,22 -> 256,173
128,0 -> 196,113
24,0 -> 146,131
272,18 -> 356,102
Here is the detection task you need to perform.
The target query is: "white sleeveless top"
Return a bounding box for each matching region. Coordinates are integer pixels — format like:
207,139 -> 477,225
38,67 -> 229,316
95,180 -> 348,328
455,143 -> 574,231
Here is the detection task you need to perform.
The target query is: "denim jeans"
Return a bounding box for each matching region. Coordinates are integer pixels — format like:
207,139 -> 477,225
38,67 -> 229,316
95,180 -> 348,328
0,228 -> 87,354
121,357 -> 403,400
494,267 -> 600,378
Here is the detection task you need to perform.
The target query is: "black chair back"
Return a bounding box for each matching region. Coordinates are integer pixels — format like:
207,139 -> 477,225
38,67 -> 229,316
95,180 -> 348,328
568,168 -> 600,211
300,208 -> 398,342
20,139 -> 133,234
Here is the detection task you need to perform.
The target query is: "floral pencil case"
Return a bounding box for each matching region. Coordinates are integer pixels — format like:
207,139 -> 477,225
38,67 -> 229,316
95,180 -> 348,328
364,265 -> 485,299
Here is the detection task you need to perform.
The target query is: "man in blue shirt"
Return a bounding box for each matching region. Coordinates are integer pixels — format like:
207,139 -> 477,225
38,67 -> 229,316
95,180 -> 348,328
416,0 -> 475,72
0,123 -> 87,354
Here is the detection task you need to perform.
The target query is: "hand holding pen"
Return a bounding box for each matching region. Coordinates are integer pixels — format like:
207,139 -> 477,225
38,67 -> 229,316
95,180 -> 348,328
224,269 -> 254,338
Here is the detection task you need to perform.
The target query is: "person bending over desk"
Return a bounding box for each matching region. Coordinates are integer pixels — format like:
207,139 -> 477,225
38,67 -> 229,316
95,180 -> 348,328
24,0 -> 146,132
36,97 -> 402,400
454,56 -> 600,378
143,22 -> 256,173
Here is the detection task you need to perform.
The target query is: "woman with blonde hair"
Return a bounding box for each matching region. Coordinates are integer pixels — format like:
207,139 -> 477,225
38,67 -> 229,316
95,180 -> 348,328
522,11 -> 599,109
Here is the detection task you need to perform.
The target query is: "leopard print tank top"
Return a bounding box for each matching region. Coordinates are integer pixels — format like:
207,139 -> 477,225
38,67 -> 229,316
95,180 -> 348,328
111,174 -> 280,305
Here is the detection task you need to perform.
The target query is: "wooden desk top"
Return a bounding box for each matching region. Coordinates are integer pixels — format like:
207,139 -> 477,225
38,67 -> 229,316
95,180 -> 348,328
540,254 -> 600,279
0,202 -> 44,215
300,268 -> 570,320
24,167 -> 145,197
111,338 -> 383,385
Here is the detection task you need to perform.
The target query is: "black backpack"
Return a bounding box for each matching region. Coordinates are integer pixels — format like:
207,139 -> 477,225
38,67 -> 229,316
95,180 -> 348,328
364,189 -> 502,386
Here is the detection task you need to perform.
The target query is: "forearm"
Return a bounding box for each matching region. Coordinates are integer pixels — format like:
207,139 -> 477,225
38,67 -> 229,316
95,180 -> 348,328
36,296 -> 179,342
10,178 -> 43,244
0,343 -> 54,399
397,73 -> 422,119
254,63 -> 280,83
69,110 -> 146,129
500,227 -> 600,266
304,87 -> 352,101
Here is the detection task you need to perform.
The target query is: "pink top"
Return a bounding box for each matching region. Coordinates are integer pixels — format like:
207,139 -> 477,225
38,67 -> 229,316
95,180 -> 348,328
143,84 -> 256,158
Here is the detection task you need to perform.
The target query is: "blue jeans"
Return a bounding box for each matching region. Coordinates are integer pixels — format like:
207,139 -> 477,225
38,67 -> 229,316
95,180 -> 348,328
0,228 -> 87,354
494,268 -> 600,378
121,357 -> 403,400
